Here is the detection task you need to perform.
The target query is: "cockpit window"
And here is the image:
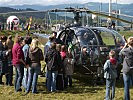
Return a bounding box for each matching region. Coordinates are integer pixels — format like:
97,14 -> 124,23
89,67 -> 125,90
76,29 -> 97,46
92,28 -> 115,45
111,30 -> 125,46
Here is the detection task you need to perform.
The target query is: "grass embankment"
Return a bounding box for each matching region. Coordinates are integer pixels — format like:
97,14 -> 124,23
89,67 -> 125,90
0,30 -> 133,100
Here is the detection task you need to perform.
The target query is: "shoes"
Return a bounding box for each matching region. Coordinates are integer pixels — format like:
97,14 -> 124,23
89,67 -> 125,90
32,92 -> 38,94
16,88 -> 22,92
9,83 -> 13,86
0,82 -> 4,85
22,92 -> 29,96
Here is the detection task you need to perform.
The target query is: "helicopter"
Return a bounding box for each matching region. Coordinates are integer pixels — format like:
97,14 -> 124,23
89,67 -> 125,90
0,7 -> 131,82
55,25 -> 125,82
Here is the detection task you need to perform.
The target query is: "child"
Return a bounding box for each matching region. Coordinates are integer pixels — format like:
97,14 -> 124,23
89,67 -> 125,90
104,50 -> 118,100
64,47 -> 74,88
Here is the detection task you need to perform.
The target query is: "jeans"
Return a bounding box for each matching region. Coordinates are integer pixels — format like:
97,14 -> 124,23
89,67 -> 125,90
14,64 -> 24,92
26,66 -> 40,93
47,70 -> 58,92
6,66 -> 13,85
22,67 -> 29,89
105,79 -> 116,100
123,73 -> 133,100
64,75 -> 72,87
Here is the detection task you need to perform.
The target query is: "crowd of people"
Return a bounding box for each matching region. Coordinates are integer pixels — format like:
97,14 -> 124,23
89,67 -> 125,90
0,32 -> 133,100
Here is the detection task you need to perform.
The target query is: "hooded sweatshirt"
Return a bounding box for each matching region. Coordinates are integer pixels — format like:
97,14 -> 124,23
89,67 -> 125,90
104,58 -> 117,79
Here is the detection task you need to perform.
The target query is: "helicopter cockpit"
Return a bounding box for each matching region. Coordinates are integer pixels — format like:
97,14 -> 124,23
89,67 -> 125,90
75,28 -> 97,47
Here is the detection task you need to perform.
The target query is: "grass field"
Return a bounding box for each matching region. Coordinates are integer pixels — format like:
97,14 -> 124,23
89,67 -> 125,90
0,73 -> 133,100
0,30 -> 133,100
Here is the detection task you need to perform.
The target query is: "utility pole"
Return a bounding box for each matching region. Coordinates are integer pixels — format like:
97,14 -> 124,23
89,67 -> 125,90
116,0 -> 118,30
109,0 -> 112,16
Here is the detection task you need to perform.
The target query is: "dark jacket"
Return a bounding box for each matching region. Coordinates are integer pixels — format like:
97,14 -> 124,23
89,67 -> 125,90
63,53 -> 74,75
45,48 -> 61,71
119,47 -> 133,74
0,41 -> 3,60
29,47 -> 44,66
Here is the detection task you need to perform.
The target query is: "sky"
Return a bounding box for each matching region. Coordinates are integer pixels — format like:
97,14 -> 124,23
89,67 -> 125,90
0,0 -> 133,5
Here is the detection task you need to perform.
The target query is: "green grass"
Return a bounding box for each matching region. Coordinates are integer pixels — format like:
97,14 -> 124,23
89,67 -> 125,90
119,31 -> 133,39
0,73 -> 133,100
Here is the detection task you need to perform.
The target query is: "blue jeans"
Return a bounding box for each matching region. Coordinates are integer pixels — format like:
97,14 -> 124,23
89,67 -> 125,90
14,64 -> 24,92
22,68 -> 29,89
123,73 -> 133,100
64,75 -> 72,87
47,70 -> 58,92
26,66 -> 40,93
105,79 -> 116,100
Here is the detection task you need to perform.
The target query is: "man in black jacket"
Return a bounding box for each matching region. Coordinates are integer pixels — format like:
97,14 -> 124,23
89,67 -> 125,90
45,42 -> 61,92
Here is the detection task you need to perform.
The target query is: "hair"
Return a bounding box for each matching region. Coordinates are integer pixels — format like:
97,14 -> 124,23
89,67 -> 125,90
8,35 -> 12,40
52,31 -> 57,35
61,45 -> 66,52
49,36 -> 54,42
56,44 -> 61,51
31,38 -> 39,49
23,38 -> 29,44
14,33 -> 23,44
127,37 -> 133,47
51,42 -> 56,49
109,50 -> 116,58
1,36 -> 7,42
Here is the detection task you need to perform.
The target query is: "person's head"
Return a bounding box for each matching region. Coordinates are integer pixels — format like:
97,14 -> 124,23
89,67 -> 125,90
1,36 -> 7,43
82,47 -> 87,53
14,34 -> 23,44
68,47 -> 71,54
61,45 -> 66,52
49,36 -> 54,42
56,44 -> 61,52
51,42 -> 56,49
22,38 -> 28,46
127,37 -> 133,47
52,31 -> 57,38
31,38 -> 39,49
109,50 -> 116,58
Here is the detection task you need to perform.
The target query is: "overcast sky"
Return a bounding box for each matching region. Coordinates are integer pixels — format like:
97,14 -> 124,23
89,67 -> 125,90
0,0 -> 133,5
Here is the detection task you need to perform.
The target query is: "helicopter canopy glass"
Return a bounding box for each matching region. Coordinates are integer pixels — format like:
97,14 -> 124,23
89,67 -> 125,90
111,30 -> 125,46
76,28 -> 96,46
91,27 -> 124,46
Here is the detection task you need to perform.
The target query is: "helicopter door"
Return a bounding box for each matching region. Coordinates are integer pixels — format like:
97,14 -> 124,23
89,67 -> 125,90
86,29 -> 99,66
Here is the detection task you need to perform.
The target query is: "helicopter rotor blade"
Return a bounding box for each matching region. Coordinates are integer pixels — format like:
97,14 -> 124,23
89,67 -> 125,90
0,8 -> 133,24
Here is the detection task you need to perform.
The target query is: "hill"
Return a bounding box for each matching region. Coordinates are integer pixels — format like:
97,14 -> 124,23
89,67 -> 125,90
7,2 -> 133,16
0,7 -> 73,25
